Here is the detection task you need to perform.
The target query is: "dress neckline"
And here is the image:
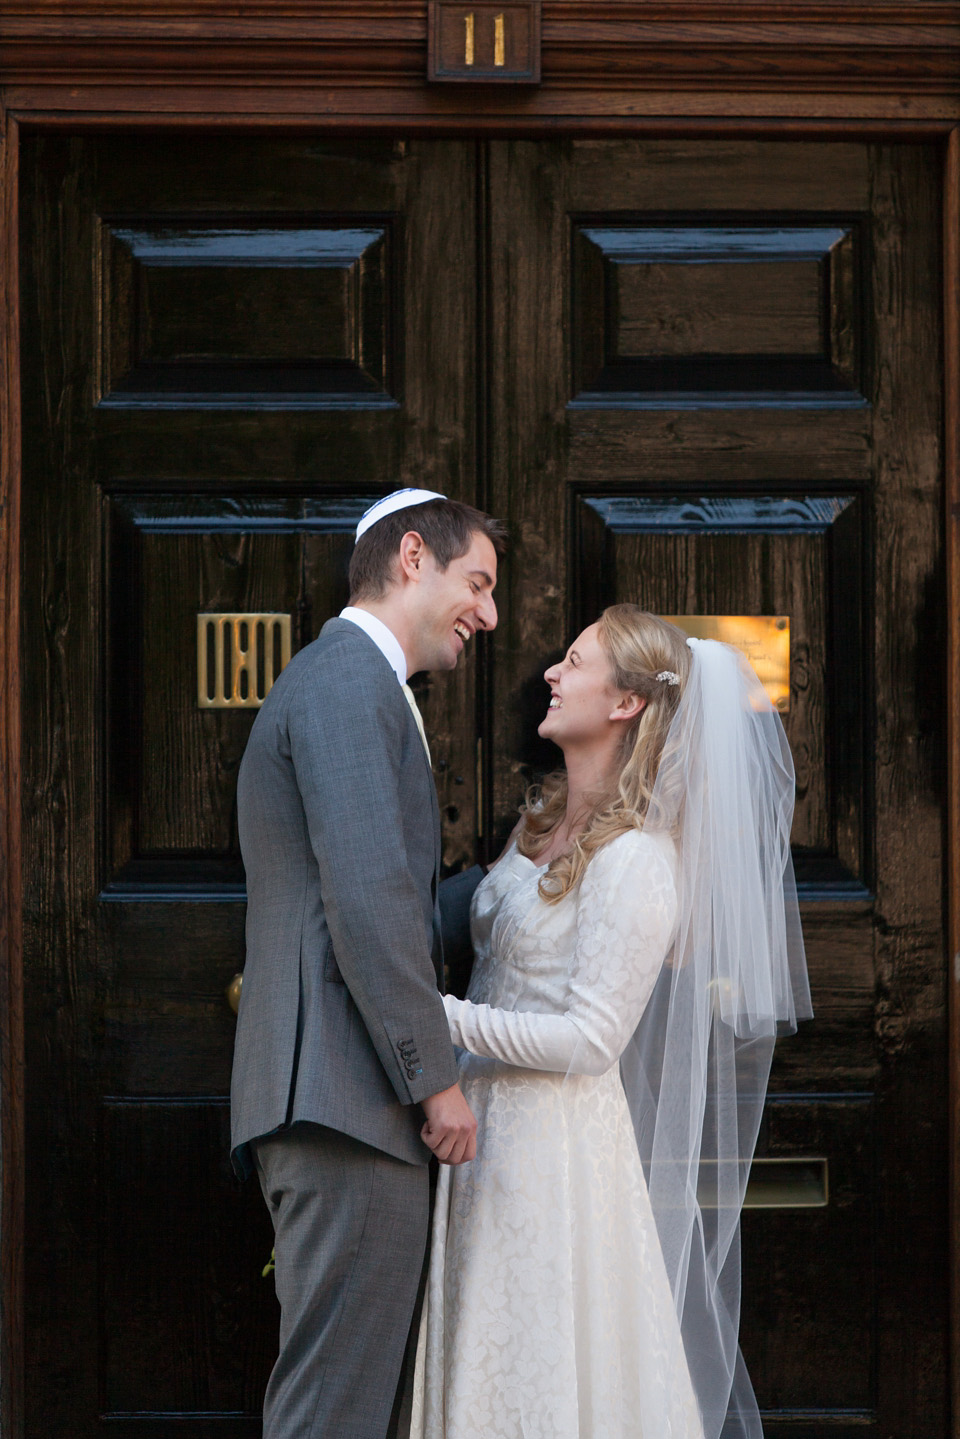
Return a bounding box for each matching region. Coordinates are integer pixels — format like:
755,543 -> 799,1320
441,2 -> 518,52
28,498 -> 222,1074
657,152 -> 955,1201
510,846 -> 550,873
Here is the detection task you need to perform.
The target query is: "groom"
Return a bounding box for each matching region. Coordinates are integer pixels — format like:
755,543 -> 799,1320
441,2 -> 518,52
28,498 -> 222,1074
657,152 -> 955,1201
230,489 -> 504,1439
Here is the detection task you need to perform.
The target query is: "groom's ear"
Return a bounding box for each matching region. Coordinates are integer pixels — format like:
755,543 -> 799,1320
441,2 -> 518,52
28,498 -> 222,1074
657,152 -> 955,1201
397,531 -> 427,582
610,692 -> 645,724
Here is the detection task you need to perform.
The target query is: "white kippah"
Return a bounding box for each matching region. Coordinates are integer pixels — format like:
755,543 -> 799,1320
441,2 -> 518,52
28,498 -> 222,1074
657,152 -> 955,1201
355,488 -> 447,542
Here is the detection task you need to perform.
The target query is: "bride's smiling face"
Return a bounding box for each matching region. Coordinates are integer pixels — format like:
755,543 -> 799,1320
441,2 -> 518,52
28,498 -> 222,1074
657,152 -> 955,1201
538,623 -> 640,750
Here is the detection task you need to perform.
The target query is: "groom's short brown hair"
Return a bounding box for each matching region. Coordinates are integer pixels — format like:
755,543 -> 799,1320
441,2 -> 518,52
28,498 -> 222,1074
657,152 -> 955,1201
348,498 -> 506,602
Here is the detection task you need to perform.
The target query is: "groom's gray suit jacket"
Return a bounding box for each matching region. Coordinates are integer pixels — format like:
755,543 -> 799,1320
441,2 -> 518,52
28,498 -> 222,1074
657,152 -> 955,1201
230,616 -> 470,1179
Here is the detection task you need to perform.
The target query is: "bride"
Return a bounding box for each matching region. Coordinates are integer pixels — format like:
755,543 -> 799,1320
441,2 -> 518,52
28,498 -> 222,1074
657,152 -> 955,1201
410,605 -> 811,1439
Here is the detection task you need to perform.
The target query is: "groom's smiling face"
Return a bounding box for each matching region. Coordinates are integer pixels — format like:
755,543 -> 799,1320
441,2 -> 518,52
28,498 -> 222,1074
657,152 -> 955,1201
412,531 -> 499,672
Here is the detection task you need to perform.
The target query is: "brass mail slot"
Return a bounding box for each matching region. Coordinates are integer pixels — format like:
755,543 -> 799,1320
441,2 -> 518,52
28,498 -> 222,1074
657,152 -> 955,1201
744,1157 -> 828,1209
197,613 -> 292,709
695,1157 -> 828,1210
663,615 -> 790,713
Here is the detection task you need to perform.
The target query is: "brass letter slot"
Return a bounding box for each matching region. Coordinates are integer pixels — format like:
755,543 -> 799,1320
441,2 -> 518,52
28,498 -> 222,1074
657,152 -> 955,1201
197,613 -> 292,709
696,1157 -> 828,1209
744,1157 -> 828,1208
693,1151 -> 829,1208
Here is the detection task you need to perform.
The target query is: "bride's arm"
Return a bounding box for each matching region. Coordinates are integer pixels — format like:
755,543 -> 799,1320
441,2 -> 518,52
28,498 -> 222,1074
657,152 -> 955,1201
443,832 -> 676,1076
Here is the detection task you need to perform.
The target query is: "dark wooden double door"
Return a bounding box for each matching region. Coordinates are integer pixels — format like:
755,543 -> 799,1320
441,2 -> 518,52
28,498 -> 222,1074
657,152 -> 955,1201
20,134 -> 946,1435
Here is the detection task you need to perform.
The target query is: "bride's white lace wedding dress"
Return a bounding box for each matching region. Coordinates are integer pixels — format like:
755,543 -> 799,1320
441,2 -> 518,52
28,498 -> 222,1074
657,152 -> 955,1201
410,829 -> 705,1439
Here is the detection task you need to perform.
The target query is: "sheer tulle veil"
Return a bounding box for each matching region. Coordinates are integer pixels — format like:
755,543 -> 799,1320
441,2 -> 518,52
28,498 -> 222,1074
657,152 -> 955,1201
567,636 -> 812,1438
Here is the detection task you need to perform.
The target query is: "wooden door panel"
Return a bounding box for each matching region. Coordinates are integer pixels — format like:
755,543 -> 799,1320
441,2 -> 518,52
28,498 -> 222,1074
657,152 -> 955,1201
740,1095 -> 876,1414
21,134 -> 478,1437
571,220 -> 862,405
576,492 -> 867,886
488,139 -> 945,1435
569,410 -> 874,489
106,494 -> 359,892
103,902 -> 244,1093
99,218 -> 398,406
100,1100 -> 277,1425
566,138 -> 872,215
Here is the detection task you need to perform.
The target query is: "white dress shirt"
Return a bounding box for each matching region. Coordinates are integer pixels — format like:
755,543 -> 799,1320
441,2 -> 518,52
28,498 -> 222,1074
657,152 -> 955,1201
339,606 -> 408,684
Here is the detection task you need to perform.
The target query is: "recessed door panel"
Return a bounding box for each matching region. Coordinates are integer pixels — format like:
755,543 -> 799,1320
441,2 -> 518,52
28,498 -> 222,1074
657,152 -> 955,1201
571,221 -> 862,404
105,494 -> 363,892
100,219 -> 398,405
99,1099 -> 278,1421
576,491 -> 867,887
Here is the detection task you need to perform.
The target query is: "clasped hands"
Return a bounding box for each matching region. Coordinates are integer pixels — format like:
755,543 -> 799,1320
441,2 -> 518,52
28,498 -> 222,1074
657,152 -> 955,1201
421,1083 -> 477,1165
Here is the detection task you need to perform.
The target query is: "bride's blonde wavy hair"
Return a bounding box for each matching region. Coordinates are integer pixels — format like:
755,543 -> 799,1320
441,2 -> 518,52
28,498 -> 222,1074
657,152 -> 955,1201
516,606 -> 691,903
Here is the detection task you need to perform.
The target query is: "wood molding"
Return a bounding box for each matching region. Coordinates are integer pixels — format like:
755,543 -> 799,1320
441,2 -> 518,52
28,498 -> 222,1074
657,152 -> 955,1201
946,123 -> 960,1439
0,104 -> 25,1439
0,1 -> 958,116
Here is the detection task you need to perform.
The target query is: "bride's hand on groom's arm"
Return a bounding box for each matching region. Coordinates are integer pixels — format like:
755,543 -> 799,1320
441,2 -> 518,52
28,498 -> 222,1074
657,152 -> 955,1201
420,1084 -> 477,1165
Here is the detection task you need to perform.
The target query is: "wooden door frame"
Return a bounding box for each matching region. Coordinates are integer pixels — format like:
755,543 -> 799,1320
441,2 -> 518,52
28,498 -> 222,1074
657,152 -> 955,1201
1,6 -> 959,1435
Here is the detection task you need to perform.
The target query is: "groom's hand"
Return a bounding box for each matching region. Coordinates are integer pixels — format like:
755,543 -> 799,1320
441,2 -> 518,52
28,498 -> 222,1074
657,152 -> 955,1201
421,1084 -> 477,1164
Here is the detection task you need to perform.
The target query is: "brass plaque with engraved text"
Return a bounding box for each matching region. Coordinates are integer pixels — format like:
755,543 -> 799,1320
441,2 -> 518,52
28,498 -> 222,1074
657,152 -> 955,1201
663,616 -> 790,713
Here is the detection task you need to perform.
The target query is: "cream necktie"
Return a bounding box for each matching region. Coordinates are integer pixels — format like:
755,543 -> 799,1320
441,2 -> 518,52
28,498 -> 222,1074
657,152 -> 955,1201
401,683 -> 431,763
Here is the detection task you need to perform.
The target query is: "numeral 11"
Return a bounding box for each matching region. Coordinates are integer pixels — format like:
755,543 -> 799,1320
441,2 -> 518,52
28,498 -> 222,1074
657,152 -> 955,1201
464,12 -> 506,66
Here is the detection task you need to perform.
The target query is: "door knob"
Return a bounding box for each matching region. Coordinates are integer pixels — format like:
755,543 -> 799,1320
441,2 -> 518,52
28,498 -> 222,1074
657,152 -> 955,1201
226,972 -> 243,1015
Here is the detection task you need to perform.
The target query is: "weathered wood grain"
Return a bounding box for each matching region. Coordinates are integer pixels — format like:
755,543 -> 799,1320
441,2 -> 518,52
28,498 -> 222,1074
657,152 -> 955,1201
0,107 -> 26,1439
19,131 -> 105,1436
100,1100 -> 278,1414
867,141 -> 947,1433
740,1096 -> 877,1412
946,123 -> 960,1439
488,140 -> 571,837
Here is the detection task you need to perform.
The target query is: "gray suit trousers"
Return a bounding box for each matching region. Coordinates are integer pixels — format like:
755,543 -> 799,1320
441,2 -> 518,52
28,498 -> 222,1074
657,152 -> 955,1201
255,1123 -> 429,1439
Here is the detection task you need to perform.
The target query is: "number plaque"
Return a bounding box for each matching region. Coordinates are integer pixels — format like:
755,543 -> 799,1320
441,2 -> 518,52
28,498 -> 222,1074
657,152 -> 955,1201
427,1 -> 541,84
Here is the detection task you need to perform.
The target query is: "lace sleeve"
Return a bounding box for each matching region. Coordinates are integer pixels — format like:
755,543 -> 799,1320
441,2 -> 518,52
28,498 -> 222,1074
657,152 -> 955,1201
443,831 -> 677,1075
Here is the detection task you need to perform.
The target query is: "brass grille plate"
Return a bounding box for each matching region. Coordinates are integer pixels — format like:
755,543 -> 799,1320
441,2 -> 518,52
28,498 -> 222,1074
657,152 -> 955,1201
197,613 -> 292,709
